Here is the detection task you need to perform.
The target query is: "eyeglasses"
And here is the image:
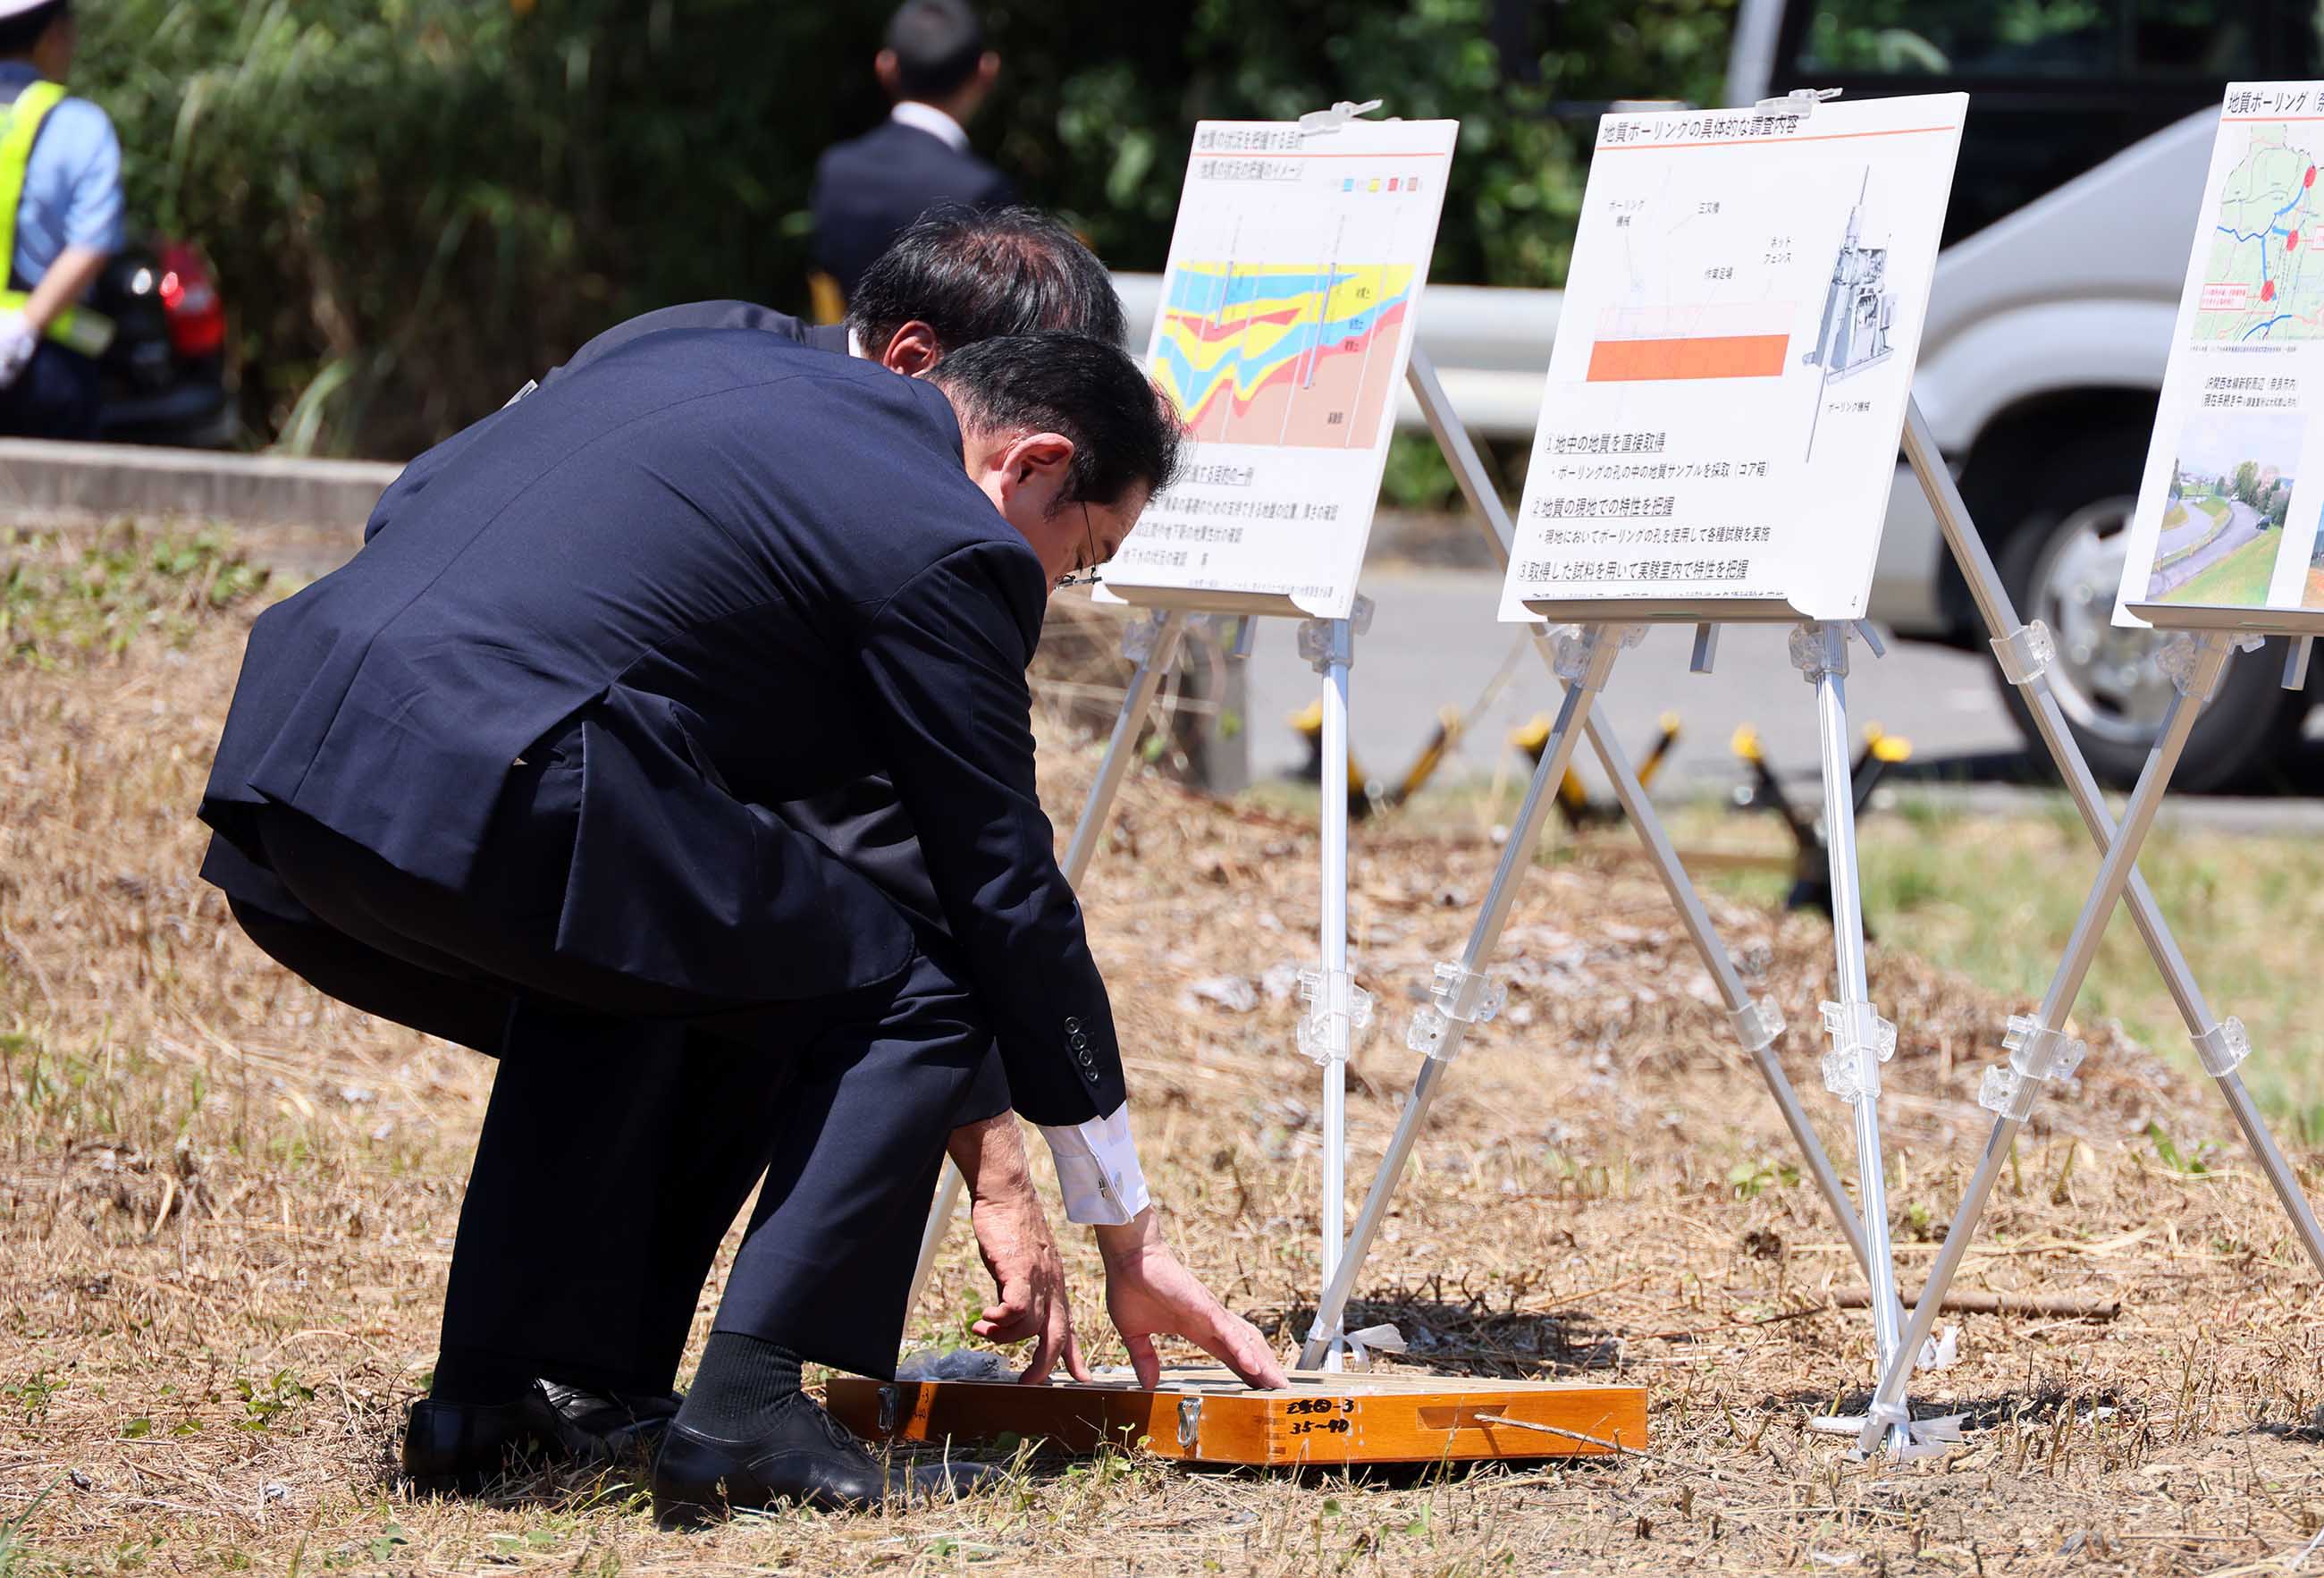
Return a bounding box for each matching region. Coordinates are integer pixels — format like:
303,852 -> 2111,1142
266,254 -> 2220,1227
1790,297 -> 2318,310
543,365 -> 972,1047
1053,501 -> 1106,589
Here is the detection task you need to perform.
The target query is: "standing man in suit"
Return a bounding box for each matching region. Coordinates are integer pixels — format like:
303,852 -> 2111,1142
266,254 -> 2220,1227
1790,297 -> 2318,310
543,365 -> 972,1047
811,0 -> 1014,300
200,327 -> 1285,1523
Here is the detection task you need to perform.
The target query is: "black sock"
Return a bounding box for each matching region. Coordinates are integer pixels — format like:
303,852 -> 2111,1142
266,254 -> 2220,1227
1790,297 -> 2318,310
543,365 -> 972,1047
677,1331 -> 805,1439
429,1346 -> 535,1405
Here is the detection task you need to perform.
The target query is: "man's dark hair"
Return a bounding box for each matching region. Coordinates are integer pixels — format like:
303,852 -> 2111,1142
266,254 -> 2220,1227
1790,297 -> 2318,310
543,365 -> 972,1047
0,0 -> 66,56
885,0 -> 985,101
930,333 -> 1182,510
847,206 -> 1126,358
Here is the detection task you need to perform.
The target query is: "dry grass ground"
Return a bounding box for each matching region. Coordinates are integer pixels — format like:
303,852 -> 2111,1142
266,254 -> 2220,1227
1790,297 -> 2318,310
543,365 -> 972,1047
9,522 -> 2324,1574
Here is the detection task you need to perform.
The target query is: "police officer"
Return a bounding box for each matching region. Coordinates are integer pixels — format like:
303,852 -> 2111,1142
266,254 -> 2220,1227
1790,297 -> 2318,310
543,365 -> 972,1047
0,0 -> 121,439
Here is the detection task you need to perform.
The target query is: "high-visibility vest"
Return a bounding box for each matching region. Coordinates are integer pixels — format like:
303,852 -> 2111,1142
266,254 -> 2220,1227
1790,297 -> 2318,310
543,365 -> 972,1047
0,80 -> 112,358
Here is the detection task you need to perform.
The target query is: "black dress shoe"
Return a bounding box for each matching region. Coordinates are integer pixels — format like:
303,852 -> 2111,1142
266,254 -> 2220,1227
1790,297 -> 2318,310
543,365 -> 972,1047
652,1396 -> 999,1527
403,1380 -> 682,1493
652,1398 -> 886,1525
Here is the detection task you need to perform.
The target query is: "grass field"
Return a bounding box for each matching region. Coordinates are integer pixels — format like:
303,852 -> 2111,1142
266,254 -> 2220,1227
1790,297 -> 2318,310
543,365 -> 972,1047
15,522 -> 2324,1574
2158,528 -> 2280,604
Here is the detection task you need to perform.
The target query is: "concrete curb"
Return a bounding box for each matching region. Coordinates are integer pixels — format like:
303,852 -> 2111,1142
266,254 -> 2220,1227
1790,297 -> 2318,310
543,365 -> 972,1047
0,438 -> 399,530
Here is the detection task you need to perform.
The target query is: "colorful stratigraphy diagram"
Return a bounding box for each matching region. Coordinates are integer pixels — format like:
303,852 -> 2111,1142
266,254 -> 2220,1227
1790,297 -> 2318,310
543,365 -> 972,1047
2194,125 -> 2324,341
1151,262 -> 1414,448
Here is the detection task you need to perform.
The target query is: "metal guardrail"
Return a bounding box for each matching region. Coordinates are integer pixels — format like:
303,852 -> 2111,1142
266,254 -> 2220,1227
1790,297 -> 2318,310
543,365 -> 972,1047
1115,274 -> 1562,442
0,283 -> 1567,539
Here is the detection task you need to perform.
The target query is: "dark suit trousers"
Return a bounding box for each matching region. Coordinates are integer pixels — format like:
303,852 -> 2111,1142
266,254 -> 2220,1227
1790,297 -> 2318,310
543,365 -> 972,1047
225,806 -> 1008,1388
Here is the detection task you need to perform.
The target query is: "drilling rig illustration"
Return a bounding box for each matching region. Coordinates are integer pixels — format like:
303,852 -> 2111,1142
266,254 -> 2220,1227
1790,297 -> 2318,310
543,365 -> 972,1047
1801,169 -> 1896,460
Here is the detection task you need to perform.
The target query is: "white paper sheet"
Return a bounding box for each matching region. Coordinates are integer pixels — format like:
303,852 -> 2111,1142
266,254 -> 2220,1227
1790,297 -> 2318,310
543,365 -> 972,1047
1497,94 -> 1966,623
1100,115 -> 1458,619
2114,84 -> 2324,631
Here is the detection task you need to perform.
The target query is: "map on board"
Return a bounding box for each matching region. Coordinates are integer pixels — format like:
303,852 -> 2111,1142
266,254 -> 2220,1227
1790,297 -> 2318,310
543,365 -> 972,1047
1152,262 -> 1416,448
2193,123 -> 2324,342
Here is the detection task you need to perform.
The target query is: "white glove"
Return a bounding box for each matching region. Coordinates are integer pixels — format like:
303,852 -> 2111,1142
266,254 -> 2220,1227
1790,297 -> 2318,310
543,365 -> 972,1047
0,312 -> 37,390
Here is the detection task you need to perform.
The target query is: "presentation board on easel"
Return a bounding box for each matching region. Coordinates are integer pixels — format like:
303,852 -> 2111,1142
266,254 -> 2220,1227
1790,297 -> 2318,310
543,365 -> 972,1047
2116,82 -> 2324,638
1099,114 -> 1457,619
1301,91 -> 1970,1444
911,109 -> 1460,1354
1499,94 -> 1966,626
1840,81 -> 2324,1455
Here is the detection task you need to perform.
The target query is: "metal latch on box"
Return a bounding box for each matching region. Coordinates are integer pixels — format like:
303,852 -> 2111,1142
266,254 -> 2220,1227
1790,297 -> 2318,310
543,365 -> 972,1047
1176,1393 -> 1203,1449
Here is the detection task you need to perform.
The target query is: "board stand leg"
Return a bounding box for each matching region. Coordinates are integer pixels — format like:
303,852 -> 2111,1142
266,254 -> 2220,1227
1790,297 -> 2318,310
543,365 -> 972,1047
1401,349 -> 1902,1313
1294,603 -> 1377,1369
1781,622 -> 1949,1459
1901,399 -> 2324,1283
904,607 -> 1192,1318
1300,621 -> 1640,1370
1852,629 -> 2244,1454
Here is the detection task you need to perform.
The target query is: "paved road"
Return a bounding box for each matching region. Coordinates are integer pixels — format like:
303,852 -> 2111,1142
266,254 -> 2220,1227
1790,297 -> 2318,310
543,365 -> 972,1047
2148,498 -> 2264,597
1242,567 -> 2024,797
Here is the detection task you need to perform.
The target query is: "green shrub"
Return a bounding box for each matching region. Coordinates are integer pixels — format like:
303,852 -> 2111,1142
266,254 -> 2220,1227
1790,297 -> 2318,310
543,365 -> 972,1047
75,0 -> 1734,457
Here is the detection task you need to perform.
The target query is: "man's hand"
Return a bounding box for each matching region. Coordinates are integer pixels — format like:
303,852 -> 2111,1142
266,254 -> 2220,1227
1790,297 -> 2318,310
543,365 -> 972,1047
949,1113 -> 1091,1385
1095,1207 -> 1290,1390
0,313 -> 36,390
968,1186 -> 1090,1383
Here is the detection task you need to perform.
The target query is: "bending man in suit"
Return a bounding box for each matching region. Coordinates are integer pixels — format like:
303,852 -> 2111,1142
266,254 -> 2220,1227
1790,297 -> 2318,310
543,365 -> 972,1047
207,210 -> 1140,1476
811,0 -> 1015,299
210,208 -> 1155,1493
200,325 -> 1283,1523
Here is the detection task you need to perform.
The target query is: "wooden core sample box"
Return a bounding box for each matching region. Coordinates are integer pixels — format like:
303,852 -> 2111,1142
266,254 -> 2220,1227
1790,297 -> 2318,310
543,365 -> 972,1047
826,1367 -> 1647,1467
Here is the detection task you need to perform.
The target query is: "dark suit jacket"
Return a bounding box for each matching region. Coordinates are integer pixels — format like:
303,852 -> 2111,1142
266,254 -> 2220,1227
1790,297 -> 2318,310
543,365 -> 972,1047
200,328 -> 1122,1125
811,119 -> 1015,297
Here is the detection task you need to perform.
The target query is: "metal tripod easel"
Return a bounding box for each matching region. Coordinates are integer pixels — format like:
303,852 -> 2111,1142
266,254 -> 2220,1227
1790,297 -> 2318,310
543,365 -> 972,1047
1836,405 -> 2324,1452
907,347 -> 1916,1377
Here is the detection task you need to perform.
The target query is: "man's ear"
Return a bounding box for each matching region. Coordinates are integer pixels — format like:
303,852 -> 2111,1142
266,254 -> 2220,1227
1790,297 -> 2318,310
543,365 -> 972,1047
878,321 -> 944,377
874,49 -> 903,99
996,432 -> 1076,504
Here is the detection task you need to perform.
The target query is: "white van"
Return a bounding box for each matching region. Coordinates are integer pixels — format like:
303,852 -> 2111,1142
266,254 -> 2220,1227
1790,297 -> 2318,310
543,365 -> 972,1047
1730,0 -> 2320,787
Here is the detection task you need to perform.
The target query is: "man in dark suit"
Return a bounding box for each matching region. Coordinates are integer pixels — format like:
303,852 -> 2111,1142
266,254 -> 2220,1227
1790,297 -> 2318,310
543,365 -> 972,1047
206,208 -> 1156,1500
811,0 -> 1015,299
200,326 -> 1283,1523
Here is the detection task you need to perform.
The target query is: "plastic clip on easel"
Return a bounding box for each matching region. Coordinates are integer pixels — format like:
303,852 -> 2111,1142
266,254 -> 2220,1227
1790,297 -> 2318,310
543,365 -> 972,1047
1990,620 -> 2057,686
1295,966 -> 1374,1066
1297,594 -> 1375,674
1754,87 -> 1841,117
1819,999 -> 1897,1104
2158,630 -> 2263,702
1976,1014 -> 2087,1121
2193,1016 -> 2252,1078
1121,608 -> 1170,664
1407,961 -> 1509,1059
1299,99 -> 1385,134
1729,997 -> 1787,1053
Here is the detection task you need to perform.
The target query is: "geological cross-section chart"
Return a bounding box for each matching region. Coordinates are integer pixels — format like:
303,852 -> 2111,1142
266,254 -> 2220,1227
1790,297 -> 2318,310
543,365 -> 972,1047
1151,262 -> 1415,448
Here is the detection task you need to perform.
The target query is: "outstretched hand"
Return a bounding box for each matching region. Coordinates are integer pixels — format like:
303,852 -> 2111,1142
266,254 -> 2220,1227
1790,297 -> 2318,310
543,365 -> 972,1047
968,1180 -> 1092,1385
1094,1208 -> 1290,1390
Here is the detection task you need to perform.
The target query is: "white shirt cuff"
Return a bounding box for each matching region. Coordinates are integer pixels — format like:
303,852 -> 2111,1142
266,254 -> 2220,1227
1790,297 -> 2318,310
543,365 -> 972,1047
1036,1103 -> 1150,1226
